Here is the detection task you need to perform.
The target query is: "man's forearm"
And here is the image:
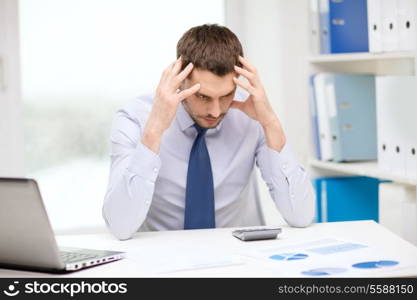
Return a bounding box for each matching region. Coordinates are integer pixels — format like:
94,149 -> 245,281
262,119 -> 286,152
141,117 -> 164,154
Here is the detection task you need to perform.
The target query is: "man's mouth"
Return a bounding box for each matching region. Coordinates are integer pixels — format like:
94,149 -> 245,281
203,117 -> 218,124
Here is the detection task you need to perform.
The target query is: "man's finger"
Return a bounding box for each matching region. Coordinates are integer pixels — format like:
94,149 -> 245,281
161,60 -> 176,83
234,65 -> 258,86
233,77 -> 256,94
238,55 -> 256,73
170,56 -> 183,77
176,83 -> 200,101
174,62 -> 194,85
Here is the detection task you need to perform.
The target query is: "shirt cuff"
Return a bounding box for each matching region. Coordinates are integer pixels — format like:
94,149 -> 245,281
127,141 -> 162,182
267,142 -> 301,178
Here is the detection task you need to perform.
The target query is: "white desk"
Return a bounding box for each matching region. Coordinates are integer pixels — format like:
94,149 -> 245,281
1,220 -> 417,277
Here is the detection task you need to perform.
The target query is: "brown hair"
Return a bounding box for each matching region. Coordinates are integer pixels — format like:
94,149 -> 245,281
176,24 -> 243,76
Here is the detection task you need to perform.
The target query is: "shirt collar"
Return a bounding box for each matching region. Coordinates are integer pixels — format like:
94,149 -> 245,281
176,102 -> 223,134
177,102 -> 195,132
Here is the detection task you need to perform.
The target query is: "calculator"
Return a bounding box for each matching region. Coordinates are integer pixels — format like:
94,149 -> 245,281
232,227 -> 282,241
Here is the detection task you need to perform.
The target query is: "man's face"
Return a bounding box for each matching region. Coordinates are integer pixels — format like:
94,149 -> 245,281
181,68 -> 237,129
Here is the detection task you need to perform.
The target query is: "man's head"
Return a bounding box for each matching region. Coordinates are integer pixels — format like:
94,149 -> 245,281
177,24 -> 243,128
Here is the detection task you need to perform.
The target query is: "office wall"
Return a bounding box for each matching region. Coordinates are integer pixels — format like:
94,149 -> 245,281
0,0 -> 25,177
226,0 -> 311,224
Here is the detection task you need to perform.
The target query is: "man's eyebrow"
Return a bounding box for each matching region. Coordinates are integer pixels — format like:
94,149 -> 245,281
221,88 -> 236,97
197,88 -> 236,99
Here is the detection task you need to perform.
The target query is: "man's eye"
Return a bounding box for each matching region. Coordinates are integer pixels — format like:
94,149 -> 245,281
198,94 -> 209,100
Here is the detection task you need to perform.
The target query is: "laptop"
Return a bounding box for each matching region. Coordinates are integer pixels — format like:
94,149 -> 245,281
0,177 -> 125,273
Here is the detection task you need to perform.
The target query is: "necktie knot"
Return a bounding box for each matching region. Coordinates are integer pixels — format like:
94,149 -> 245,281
194,123 -> 207,136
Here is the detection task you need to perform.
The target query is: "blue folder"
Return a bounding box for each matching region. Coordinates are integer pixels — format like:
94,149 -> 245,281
327,74 -> 377,162
314,176 -> 380,223
329,0 -> 369,53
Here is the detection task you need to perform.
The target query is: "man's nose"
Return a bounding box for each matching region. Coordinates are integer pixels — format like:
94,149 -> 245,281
207,99 -> 221,118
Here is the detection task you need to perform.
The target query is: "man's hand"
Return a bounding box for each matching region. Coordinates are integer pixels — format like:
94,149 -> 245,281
142,57 -> 200,153
231,56 -> 286,152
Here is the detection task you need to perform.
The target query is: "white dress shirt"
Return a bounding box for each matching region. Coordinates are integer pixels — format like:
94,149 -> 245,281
103,92 -> 316,240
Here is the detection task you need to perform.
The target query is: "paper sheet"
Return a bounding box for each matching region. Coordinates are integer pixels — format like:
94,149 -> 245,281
127,245 -> 244,274
238,237 -> 417,277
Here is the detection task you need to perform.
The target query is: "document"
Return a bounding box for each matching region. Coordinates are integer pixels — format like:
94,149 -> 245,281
127,244 -> 244,274
238,237 -> 417,277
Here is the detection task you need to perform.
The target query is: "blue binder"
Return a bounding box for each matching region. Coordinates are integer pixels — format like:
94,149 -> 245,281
314,176 -> 380,223
308,74 -> 322,160
319,0 -> 331,54
327,74 -> 377,162
329,0 -> 369,53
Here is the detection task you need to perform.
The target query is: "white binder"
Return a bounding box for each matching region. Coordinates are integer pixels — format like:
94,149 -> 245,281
405,141 -> 417,181
375,76 -> 394,173
376,75 -> 417,179
379,182 -> 403,237
403,77 -> 417,181
397,0 -> 417,51
314,73 -> 333,161
367,0 -> 383,52
379,182 -> 417,246
309,0 -> 321,55
402,188 -> 417,245
381,0 -> 400,52
394,76 -> 417,180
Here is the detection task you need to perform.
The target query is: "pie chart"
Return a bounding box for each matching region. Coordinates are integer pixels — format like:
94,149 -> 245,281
352,260 -> 399,269
269,253 -> 308,261
302,267 -> 347,276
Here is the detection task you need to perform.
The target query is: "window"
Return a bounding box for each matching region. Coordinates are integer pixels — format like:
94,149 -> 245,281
20,0 -> 224,233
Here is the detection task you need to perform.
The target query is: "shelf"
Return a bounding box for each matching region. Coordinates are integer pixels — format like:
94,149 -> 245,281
308,51 -> 417,63
309,159 -> 417,186
308,51 -> 417,76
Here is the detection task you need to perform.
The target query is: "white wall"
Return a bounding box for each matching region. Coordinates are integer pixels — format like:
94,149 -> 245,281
0,0 -> 24,177
225,0 -> 311,224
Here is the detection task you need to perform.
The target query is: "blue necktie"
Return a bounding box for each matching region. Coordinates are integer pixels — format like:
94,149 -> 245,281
184,123 -> 215,229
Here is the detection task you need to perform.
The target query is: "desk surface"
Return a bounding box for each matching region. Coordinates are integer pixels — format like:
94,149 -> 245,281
1,220 -> 417,277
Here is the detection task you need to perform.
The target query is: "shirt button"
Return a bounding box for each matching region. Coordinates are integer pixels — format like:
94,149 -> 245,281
282,164 -> 287,170
290,194 -> 295,198
153,168 -> 158,173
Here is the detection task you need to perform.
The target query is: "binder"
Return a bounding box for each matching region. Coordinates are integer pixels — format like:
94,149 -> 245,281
314,73 -> 333,161
327,74 -> 377,162
379,182 -> 402,236
367,0 -> 383,52
315,176 -> 380,223
319,0 -> 331,54
402,76 -> 417,181
375,76 -> 393,174
375,76 -> 416,178
329,0 -> 369,53
309,0 -> 321,55
379,182 -> 417,245
405,141 -> 417,181
308,74 -> 322,160
381,0 -> 399,51
402,190 -> 417,245
397,0 -> 417,51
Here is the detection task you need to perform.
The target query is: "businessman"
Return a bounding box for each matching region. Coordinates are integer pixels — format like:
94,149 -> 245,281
103,24 -> 315,240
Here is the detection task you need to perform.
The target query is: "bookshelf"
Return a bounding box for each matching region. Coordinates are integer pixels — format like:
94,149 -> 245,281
308,51 -> 417,63
309,159 -> 417,186
308,51 -> 417,76
305,0 -> 417,245
307,52 -> 417,189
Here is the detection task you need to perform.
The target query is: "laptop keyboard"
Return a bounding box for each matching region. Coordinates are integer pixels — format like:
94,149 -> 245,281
60,251 -> 99,264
